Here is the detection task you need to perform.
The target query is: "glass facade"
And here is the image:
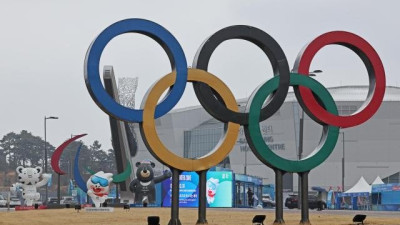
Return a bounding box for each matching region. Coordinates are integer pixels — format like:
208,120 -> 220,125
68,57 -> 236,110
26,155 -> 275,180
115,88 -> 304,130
337,104 -> 358,115
383,172 -> 400,184
183,119 -> 224,158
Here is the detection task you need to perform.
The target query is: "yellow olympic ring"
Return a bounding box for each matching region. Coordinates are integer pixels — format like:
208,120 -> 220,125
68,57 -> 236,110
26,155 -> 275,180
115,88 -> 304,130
141,68 -> 240,171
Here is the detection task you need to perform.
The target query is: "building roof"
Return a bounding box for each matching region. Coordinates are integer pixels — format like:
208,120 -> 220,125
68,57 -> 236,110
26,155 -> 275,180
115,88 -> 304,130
283,86 -> 400,102
172,86 -> 400,113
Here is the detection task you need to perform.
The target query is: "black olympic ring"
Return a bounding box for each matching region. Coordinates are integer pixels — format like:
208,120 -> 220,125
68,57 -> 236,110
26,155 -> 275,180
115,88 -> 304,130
192,25 -> 290,125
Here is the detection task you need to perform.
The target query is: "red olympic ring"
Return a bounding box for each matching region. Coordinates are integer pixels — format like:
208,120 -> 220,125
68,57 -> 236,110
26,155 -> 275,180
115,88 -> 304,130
293,31 -> 385,128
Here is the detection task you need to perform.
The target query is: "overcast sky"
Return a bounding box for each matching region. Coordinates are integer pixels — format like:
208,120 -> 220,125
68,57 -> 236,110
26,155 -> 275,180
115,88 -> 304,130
0,0 -> 399,151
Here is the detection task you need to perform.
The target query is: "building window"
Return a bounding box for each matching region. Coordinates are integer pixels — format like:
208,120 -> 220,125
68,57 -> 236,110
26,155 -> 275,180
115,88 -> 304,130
183,121 -> 224,159
338,105 -> 357,115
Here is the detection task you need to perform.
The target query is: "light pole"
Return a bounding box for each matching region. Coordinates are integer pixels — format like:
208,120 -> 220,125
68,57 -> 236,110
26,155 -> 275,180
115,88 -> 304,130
44,116 -> 59,204
309,69 -> 323,76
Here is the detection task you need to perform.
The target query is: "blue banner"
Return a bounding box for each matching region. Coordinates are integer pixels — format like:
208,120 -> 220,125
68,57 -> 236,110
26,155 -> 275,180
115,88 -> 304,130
161,171 -> 233,208
47,174 -> 52,187
326,190 -> 333,209
372,183 -> 400,193
162,171 -> 199,207
206,171 -> 233,207
337,192 -> 369,197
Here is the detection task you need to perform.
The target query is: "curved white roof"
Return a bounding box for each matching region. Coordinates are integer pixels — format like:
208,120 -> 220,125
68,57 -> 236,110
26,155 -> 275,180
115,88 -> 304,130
285,86 -> 400,102
172,86 -> 400,113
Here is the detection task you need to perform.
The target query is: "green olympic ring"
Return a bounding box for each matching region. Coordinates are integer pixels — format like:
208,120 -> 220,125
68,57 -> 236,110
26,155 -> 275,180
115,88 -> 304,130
245,73 -> 340,172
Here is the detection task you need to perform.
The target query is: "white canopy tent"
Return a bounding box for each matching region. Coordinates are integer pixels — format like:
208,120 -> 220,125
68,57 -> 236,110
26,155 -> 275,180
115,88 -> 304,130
371,176 -> 384,185
340,176 -> 371,210
345,176 -> 371,193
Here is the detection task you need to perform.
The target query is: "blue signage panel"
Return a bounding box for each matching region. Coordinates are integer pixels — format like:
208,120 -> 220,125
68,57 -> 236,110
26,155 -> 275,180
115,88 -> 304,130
234,173 -> 262,185
206,171 -> 233,207
337,192 -> 369,197
372,183 -> 400,193
162,171 -> 199,207
161,171 -> 233,207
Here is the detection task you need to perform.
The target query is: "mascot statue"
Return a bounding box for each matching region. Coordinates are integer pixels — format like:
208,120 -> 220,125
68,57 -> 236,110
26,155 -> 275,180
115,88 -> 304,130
129,161 -> 171,206
11,166 -> 51,206
73,144 -> 131,208
86,171 -> 113,208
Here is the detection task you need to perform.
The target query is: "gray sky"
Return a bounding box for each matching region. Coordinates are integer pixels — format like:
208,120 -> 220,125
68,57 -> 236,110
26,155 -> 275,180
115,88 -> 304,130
0,0 -> 399,151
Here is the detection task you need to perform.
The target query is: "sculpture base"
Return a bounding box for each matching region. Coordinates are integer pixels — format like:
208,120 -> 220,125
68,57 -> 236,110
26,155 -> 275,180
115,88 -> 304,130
273,219 -> 286,225
0,208 -> 15,212
84,207 -> 114,212
195,219 -> 208,225
15,205 -> 47,210
299,221 -> 311,225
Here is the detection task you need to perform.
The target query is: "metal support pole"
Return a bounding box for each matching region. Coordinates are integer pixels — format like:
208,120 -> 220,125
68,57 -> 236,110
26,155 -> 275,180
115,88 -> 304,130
274,169 -> 285,225
196,170 -> 208,225
244,147 -> 247,175
299,171 -> 310,225
298,115 -> 304,209
168,168 -> 182,225
7,193 -> 10,211
115,183 -> 119,203
57,173 -> 61,204
341,132 -> 345,192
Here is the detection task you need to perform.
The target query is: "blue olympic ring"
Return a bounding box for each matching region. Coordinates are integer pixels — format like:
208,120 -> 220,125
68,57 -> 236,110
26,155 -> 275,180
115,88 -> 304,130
84,18 -> 187,122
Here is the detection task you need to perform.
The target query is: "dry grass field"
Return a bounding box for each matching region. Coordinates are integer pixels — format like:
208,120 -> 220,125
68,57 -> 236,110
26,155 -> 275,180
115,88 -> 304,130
1,208 -> 399,225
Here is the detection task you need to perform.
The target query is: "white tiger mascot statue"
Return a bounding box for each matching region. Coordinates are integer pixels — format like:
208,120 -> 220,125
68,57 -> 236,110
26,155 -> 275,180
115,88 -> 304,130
10,166 -> 51,206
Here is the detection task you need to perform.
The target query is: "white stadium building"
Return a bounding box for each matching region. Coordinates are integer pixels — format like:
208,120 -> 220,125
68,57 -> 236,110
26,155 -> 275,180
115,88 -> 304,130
132,85 -> 400,193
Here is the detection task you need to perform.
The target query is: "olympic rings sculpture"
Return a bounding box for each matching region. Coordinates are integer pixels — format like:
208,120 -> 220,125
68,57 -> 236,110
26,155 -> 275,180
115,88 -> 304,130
84,18 -> 385,173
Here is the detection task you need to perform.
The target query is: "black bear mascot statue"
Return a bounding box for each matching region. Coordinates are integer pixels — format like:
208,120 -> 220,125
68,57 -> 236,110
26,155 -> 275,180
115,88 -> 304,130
129,160 -> 171,206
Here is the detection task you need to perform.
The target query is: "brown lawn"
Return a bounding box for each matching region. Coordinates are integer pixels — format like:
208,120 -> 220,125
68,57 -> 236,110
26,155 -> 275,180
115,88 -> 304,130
0,208 -> 399,225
